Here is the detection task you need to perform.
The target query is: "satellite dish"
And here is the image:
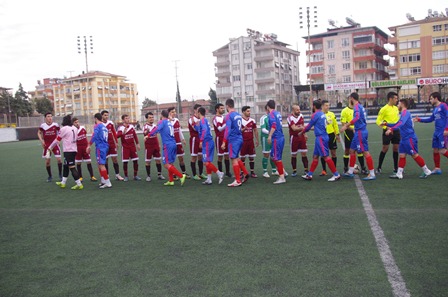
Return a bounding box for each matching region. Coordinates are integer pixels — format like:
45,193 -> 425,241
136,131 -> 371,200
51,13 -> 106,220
406,13 -> 415,21
346,17 -> 359,26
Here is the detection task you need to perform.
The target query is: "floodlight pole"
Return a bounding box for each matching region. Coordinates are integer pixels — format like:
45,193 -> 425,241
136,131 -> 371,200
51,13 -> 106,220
77,36 -> 93,73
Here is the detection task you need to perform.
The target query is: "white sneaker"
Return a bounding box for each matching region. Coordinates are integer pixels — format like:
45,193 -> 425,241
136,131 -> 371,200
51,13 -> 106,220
273,177 -> 286,184
99,182 -> 112,189
158,175 -> 165,180
263,172 -> 270,178
146,176 -> 151,182
284,171 -> 288,177
227,180 -> 242,187
217,172 -> 224,184
396,172 -> 403,179
328,175 -> 341,182
271,171 -> 279,176
115,174 -> 124,181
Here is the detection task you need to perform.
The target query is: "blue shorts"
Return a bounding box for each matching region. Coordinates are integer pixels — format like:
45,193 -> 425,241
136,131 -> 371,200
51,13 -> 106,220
350,129 -> 369,152
399,136 -> 419,155
270,137 -> 285,161
202,140 -> 215,163
313,135 -> 330,157
432,132 -> 446,149
228,138 -> 242,159
96,146 -> 108,165
162,143 -> 177,165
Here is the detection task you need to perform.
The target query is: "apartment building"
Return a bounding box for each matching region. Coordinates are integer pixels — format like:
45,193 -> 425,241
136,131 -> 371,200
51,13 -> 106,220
213,31 -> 300,113
388,12 -> 448,100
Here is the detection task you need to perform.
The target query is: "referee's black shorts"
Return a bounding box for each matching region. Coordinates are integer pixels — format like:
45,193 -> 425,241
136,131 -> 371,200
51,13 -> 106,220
328,132 -> 338,150
343,130 -> 354,149
382,129 -> 400,145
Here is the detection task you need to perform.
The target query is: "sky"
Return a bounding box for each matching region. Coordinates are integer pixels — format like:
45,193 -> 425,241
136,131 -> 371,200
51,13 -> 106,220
0,0 -> 446,105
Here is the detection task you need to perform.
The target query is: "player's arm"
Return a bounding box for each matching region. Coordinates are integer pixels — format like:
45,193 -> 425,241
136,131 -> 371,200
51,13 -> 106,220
376,107 -> 385,128
267,114 -> 276,144
332,113 -> 340,140
222,116 -> 230,149
133,128 -> 140,151
37,128 -> 45,148
253,123 -> 259,146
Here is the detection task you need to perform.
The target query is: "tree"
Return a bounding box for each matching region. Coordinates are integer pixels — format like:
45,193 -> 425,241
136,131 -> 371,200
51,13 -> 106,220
208,88 -> 218,112
142,97 -> 157,108
12,83 -> 33,116
35,97 -> 54,115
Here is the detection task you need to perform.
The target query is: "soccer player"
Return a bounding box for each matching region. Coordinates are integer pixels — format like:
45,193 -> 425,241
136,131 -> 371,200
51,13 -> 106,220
188,104 -> 206,180
287,104 -> 308,176
87,113 -> 112,189
319,100 -> 340,176
240,106 -> 259,177
197,107 -> 224,185
340,92 -> 376,181
47,115 -> 83,190
72,117 -> 96,182
340,99 -> 367,174
37,112 -> 62,182
221,98 -> 249,187
117,114 -> 141,181
213,103 -> 231,177
382,99 -> 432,179
266,100 -> 287,184
300,100 -> 341,182
260,106 -> 278,177
167,107 -> 189,178
143,112 -> 165,182
149,110 -> 186,186
101,110 -> 125,181
414,92 -> 448,174
376,91 -> 400,175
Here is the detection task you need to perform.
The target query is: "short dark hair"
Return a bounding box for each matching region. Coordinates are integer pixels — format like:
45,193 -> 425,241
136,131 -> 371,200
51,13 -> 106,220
267,100 -> 276,109
62,114 -> 72,126
101,110 -> 109,115
198,107 -> 206,116
349,92 -> 359,101
161,110 -> 169,118
145,112 -> 153,119
121,114 -> 128,120
225,98 -> 235,108
44,112 -> 52,117
313,100 -> 322,110
215,103 -> 224,111
387,92 -> 398,100
193,104 -> 202,110
94,113 -> 102,121
167,107 -> 175,113
321,99 -> 329,105
72,117 -> 78,124
430,92 -> 441,101
242,106 -> 250,112
399,98 -> 409,108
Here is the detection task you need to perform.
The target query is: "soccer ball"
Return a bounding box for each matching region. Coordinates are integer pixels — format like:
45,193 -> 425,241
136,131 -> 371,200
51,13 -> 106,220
353,164 -> 360,174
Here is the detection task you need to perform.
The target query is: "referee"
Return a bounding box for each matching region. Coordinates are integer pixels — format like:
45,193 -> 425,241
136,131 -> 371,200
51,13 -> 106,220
376,91 -> 400,176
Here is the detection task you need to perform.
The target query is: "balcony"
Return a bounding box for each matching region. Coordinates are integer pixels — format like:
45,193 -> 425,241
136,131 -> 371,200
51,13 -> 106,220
256,89 -> 276,95
388,50 -> 397,57
216,71 -> 231,77
388,36 -> 398,44
353,42 -> 388,55
306,61 -> 324,67
254,56 -> 273,62
354,68 -> 377,75
353,55 -> 375,62
215,60 -> 230,67
254,77 -> 275,84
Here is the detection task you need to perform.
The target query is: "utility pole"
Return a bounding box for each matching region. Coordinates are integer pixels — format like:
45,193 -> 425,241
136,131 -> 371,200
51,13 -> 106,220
77,36 -> 93,73
174,60 -> 181,114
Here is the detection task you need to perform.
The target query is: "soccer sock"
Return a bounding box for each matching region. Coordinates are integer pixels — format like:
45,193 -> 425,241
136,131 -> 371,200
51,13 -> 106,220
46,165 -> 52,177
70,167 -> 80,181
275,161 -> 284,175
358,153 -> 366,169
270,158 -> 277,172
332,157 -> 337,168
414,155 -> 426,167
123,162 -> 128,177
378,151 -> 386,169
233,164 -> 241,183
320,157 -> 326,171
399,156 -> 406,169
198,160 -> 204,175
249,158 -> 255,173
393,151 -> 399,171
133,160 -> 138,177
156,163 -> 162,175
145,165 -> 151,176
190,162 -> 197,176
444,151 -> 448,158
433,152 -> 441,168
100,168 -> 109,180
344,155 -> 349,171
365,154 -> 375,175
168,165 -> 183,179
302,156 -> 309,171
113,162 -> 120,174
218,160 -> 223,172
63,164 -> 69,178
291,157 -> 297,172
180,163 -> 186,173
87,163 -> 94,178
206,162 -> 218,173
77,164 -> 82,178
309,158 -> 319,175
224,159 -> 230,174
348,154 -> 357,173
168,171 -> 174,182
57,162 -> 62,177
61,176 -> 68,184
238,159 -> 249,175
262,157 -> 268,172
325,157 -> 338,174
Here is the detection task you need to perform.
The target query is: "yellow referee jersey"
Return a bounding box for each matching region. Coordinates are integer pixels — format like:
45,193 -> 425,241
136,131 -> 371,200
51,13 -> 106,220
325,111 -> 339,135
376,104 -> 399,130
340,106 -> 354,130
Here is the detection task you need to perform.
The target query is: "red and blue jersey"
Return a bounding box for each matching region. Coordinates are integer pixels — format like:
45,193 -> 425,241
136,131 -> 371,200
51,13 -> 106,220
149,119 -> 176,146
304,110 -> 327,136
268,110 -> 284,140
388,110 -> 415,140
198,118 -> 213,143
419,102 -> 448,135
90,123 -> 109,149
223,111 -> 243,143
350,103 -> 367,131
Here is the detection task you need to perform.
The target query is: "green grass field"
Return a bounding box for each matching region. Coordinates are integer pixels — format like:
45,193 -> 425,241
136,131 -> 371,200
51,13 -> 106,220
0,124 -> 447,297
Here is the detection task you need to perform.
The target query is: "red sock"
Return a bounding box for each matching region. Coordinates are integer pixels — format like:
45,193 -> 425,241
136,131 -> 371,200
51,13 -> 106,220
324,157 -> 337,174
168,171 -> 173,182
238,159 -> 248,175
206,162 -> 218,174
365,154 -> 374,171
100,168 -> 109,180
233,164 -> 241,183
349,153 -> 356,167
434,152 -> 441,168
443,151 -> 448,158
276,161 -> 284,175
398,157 -> 406,169
310,158 -> 319,173
168,164 -> 183,179
414,155 -> 425,167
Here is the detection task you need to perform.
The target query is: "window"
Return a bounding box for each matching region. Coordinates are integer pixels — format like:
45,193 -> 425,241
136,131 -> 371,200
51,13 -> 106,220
343,75 -> 351,82
354,35 -> 373,44
328,65 -> 335,74
446,24 -> 448,31
342,50 -> 350,59
246,63 -> 253,70
399,40 -> 420,49
359,61 -> 368,69
244,42 -> 251,51
433,37 -> 448,46
243,52 -> 252,59
232,65 -> 240,71
433,25 -> 442,32
313,43 -> 323,50
327,40 -> 334,49
433,64 -> 448,74
233,44 -> 238,50
232,54 -> 239,61
401,67 -> 421,76
274,50 -> 279,57
327,52 -> 335,60
245,85 -> 253,93
233,75 -> 241,82
311,66 -> 324,74
343,63 -> 351,70
356,49 -> 369,56
245,74 -> 253,81
311,53 -> 323,62
433,50 -> 448,60
400,54 -> 421,63
341,38 -> 350,47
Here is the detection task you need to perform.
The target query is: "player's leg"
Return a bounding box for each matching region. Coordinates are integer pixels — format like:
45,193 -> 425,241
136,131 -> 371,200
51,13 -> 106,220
131,150 -> 140,180
377,130 -> 390,173
290,137 -> 298,176
43,147 -> 53,182
272,138 -> 286,184
145,148 -> 152,181
392,130 -> 400,172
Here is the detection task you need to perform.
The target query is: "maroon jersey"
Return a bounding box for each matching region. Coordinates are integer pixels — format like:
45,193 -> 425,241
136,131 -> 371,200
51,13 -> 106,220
39,122 -> 60,146
213,115 -> 226,138
287,114 -> 305,139
117,124 -> 139,149
171,118 -> 183,144
76,125 -> 88,148
188,116 -> 200,138
143,123 -> 160,147
103,120 -> 118,148
242,117 -> 256,142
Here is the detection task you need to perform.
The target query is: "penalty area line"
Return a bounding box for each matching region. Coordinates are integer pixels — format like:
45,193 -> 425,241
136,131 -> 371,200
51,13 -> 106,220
354,176 -> 411,297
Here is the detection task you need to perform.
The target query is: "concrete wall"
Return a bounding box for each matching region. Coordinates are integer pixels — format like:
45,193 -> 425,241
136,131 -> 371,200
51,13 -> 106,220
0,128 -> 18,142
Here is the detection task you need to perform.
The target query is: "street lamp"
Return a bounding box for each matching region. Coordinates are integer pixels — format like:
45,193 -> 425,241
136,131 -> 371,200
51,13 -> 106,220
299,6 -> 318,110
77,35 -> 93,73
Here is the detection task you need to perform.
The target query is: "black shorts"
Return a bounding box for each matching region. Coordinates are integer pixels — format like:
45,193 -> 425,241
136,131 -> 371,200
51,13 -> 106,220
343,130 -> 354,149
64,152 -> 77,167
328,133 -> 338,150
382,129 -> 400,145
